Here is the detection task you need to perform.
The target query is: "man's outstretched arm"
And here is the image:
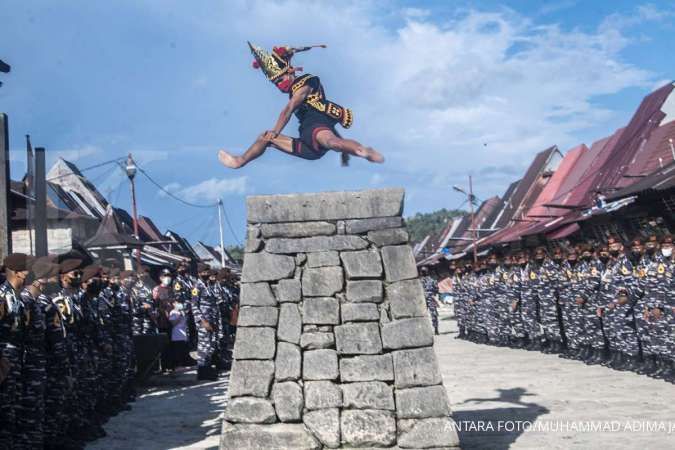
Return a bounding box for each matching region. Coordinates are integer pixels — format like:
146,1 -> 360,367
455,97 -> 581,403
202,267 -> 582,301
269,85 -> 310,137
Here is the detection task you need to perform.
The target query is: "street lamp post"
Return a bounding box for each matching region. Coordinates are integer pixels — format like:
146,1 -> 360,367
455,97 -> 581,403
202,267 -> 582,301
125,153 -> 142,271
453,176 -> 478,264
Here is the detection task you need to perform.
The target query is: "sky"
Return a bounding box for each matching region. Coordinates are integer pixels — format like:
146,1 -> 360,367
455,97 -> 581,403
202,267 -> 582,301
1,0 -> 674,248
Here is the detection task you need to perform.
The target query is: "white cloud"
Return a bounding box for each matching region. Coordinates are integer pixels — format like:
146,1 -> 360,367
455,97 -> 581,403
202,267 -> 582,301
50,145 -> 103,163
176,176 -> 249,203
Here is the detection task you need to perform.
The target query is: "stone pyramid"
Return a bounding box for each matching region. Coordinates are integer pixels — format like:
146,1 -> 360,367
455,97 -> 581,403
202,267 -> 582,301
221,188 -> 460,449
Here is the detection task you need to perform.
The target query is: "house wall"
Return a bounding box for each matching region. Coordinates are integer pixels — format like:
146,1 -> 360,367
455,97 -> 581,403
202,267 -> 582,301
12,225 -> 73,254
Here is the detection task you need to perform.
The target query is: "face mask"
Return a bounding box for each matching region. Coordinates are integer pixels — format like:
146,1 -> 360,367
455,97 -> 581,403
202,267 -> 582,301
174,303 -> 184,312
111,284 -> 120,292
599,254 -> 610,263
645,246 -> 656,254
161,277 -> 171,286
86,280 -> 102,296
662,248 -> 673,258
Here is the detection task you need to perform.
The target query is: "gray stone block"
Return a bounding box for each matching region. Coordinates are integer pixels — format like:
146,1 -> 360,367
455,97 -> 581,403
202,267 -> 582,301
340,355 -> 394,382
344,216 -> 403,234
303,409 -> 340,448
381,318 -> 434,350
223,397 -> 277,424
245,238 -> 263,253
303,349 -> 339,380
272,381 -> 303,422
241,253 -> 295,283
386,280 -> 427,319
304,380 -> 342,410
340,409 -> 396,447
302,297 -> 339,325
246,188 -> 404,223
276,279 -> 301,303
395,386 -> 451,419
275,342 -> 301,381
393,347 -> 442,388
340,249 -> 383,279
266,236 -> 369,254
300,332 -> 335,350
381,245 -> 418,282
260,221 -> 336,238
246,225 -> 261,240
306,251 -> 340,268
346,280 -> 383,303
220,422 -> 321,450
303,325 -> 333,333
295,253 -> 307,266
342,381 -> 395,410
240,282 -> 278,307
367,228 -> 409,246
229,360 -> 275,398
341,303 -> 380,322
302,267 -> 344,297
237,306 -> 278,327
335,322 -> 382,355
277,304 -> 302,344
398,418 -> 460,448
233,327 -> 276,360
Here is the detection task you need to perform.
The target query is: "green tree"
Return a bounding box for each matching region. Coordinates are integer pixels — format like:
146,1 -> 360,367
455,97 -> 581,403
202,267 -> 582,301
406,208 -> 465,244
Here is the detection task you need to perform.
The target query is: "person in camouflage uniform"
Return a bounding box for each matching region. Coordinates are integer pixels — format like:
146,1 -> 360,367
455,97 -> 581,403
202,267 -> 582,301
420,267 -> 440,335
558,248 -> 582,358
16,258 -> 58,449
536,247 -> 564,354
192,264 -> 219,380
450,263 -> 468,339
522,249 -> 544,350
646,235 -> 674,382
132,267 -> 156,335
599,236 -> 641,371
506,253 -> 527,348
0,254 -> 31,450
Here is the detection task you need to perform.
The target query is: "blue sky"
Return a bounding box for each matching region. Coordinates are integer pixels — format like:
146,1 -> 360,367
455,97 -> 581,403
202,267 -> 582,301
1,0 -> 674,247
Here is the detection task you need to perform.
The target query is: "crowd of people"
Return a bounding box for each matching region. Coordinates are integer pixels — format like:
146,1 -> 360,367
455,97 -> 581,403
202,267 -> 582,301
0,252 -> 240,450
423,233 -> 674,383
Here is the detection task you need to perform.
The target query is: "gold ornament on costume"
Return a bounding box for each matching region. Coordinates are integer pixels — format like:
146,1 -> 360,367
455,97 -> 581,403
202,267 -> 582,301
248,41 -> 290,83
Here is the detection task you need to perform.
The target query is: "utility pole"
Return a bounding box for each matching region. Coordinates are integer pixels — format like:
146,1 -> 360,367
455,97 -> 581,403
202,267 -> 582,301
125,154 -> 142,271
469,175 -> 477,264
217,199 -> 226,268
34,147 -> 48,256
453,176 -> 478,264
0,114 -> 11,257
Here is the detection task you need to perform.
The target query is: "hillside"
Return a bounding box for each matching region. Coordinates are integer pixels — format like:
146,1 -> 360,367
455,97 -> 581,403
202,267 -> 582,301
405,208 -> 466,244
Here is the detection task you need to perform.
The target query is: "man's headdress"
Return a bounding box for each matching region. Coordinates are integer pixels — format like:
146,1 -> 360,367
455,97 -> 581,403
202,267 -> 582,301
248,41 -> 326,84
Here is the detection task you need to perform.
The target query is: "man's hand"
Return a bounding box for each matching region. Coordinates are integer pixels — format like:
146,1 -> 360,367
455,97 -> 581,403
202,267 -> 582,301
0,357 -> 10,384
264,130 -> 280,141
511,300 -> 518,312
607,302 -> 616,310
202,320 -> 213,332
596,307 -> 604,317
575,297 -> 585,305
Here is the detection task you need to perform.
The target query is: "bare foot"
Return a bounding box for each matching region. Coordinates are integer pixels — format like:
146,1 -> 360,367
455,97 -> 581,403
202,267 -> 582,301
218,150 -> 243,169
366,147 -> 385,163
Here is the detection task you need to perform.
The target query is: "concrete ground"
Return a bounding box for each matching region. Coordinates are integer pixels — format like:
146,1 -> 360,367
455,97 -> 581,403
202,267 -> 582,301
88,368 -> 228,450
436,306 -> 675,450
89,308 -> 674,449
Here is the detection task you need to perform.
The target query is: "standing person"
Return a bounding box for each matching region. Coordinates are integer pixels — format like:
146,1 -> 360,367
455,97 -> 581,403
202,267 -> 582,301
600,236 -> 641,371
536,248 -> 564,354
192,264 -> 219,381
522,249 -> 544,351
168,300 -> 189,372
420,267 -> 440,335
153,268 -> 174,372
584,244 -> 609,365
16,258 -> 58,449
174,262 -> 197,354
635,235 -> 661,375
218,42 -> 384,168
649,235 -> 674,382
506,254 -> 527,348
133,268 -> 156,335
0,253 -> 32,449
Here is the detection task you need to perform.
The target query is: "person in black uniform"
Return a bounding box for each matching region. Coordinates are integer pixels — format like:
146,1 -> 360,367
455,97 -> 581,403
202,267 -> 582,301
218,42 -> 384,168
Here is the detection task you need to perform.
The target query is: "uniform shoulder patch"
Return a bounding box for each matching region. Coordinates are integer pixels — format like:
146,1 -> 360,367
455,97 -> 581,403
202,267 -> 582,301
658,264 -> 665,274
621,266 -> 630,275
530,271 -> 537,280
174,282 -> 182,292
192,288 -> 199,297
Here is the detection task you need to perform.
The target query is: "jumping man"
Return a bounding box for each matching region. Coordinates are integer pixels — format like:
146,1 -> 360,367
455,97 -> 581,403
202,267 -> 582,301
218,42 -> 384,168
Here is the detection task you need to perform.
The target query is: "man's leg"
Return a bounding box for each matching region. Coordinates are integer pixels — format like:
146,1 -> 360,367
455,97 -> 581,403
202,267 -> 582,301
315,130 -> 384,163
218,133 -> 294,169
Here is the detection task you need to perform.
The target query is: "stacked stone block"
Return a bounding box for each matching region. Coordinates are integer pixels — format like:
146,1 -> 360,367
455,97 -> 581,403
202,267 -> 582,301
221,188 -> 460,449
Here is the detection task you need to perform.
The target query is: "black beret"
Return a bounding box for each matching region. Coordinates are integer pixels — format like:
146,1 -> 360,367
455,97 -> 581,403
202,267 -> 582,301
81,265 -> 102,283
31,259 -> 59,279
59,258 -> 83,273
4,253 -> 34,271
120,270 -> 134,279
197,263 -> 210,273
